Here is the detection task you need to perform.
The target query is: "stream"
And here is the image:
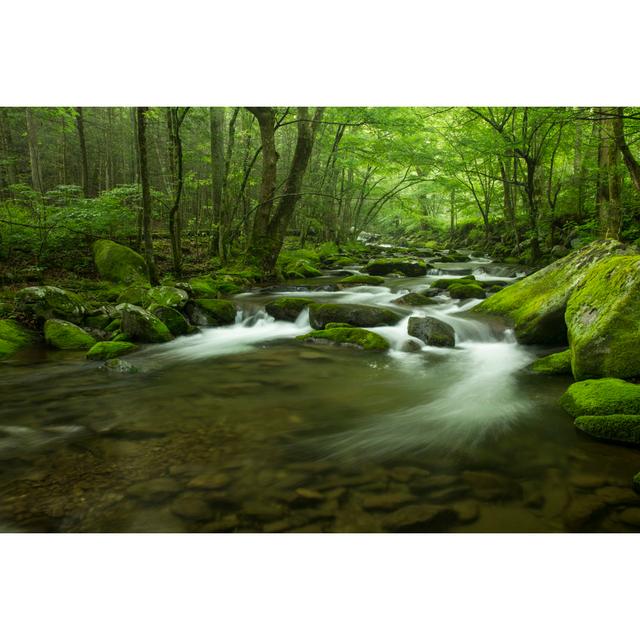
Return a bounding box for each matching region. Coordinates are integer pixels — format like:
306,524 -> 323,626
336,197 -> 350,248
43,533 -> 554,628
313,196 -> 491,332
1,252 -> 639,532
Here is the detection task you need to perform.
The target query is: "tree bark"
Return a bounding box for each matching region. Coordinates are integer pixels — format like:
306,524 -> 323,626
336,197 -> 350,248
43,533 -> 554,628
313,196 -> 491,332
75,107 -> 91,197
25,108 -> 44,194
209,107 -> 225,257
166,107 -> 187,276
613,107 -> 640,192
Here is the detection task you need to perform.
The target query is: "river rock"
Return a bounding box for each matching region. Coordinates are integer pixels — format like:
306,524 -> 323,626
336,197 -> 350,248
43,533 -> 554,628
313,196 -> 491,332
125,478 -> 181,503
186,298 -> 236,326
117,284 -> 150,306
265,296 -> 314,322
143,286 -> 189,309
170,494 -> 215,522
364,259 -> 428,277
187,472 -> 231,490
618,507 -> 640,528
0,318 -> 38,360
574,415 -> 640,445
462,470 -> 518,501
44,319 -> 96,350
148,305 -> 190,336
530,349 -> 572,375
99,358 -> 139,374
360,492 -> 416,511
93,239 -> 149,284
560,378 -> 640,417
15,286 -> 86,324
448,282 -> 485,300
297,327 -> 390,351
392,292 -> 438,306
407,316 -> 455,347
86,340 -> 137,360
474,239 -> 636,345
452,500 -> 480,524
118,303 -> 172,342
383,504 -> 457,532
309,303 -> 401,329
564,495 -> 609,531
338,274 -> 385,286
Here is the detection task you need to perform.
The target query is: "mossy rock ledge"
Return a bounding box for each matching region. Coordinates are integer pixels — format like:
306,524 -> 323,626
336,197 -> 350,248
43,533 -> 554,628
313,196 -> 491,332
530,349 -> 572,375
297,327 -> 389,351
0,319 -> 38,360
560,378 -> 640,417
118,303 -> 173,343
44,319 -> 96,350
265,297 -> 314,322
93,239 -> 149,284
186,299 -> 236,327
309,303 -> 402,329
15,286 -> 86,324
86,341 -> 138,360
574,415 -> 640,445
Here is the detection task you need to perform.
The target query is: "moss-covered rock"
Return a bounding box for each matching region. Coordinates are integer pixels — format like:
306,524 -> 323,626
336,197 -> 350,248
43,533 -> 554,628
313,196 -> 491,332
407,316 -> 455,347
560,378 -> 640,417
105,318 -> 121,332
93,239 -> 149,284
117,284 -> 151,306
566,255 -> 640,380
265,297 -> 314,322
338,274 -> 385,286
143,285 -> 189,309
86,340 -> 138,360
44,319 -> 96,350
391,292 -> 438,306
448,283 -> 486,299
574,415 -> 640,445
633,472 -> 640,495
325,322 -> 352,329
186,298 -> 236,327
184,275 -> 240,299
100,358 -> 139,374
297,327 -> 390,351
530,349 -> 572,375
148,305 -> 190,336
15,286 -> 86,324
118,303 -> 173,343
83,311 -> 112,330
0,319 -> 37,359
473,240 -> 635,345
309,303 -> 402,329
280,260 -> 322,279
431,276 -> 477,290
364,259 -> 427,277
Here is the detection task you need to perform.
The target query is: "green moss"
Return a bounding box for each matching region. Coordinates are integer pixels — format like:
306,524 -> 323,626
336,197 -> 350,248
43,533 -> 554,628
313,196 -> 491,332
187,275 -> 241,298
566,255 -> 640,380
93,239 -> 149,284
338,274 -> 385,286
143,286 -> 189,309
448,283 -> 485,299
574,415 -> 640,445
431,276 -> 477,289
391,292 -> 438,306
297,327 -> 390,351
560,378 -> 640,417
83,313 -> 112,330
117,284 -> 151,306
119,304 -> 173,343
15,286 -> 86,324
530,349 -> 572,375
105,318 -> 121,332
277,249 -> 322,279
325,322 -> 352,329
473,239 -> 634,345
44,319 -> 96,350
148,304 -> 189,335
188,298 -> 236,326
265,297 -> 314,322
0,316 -> 37,359
364,259 -> 427,277
309,303 -> 402,329
86,341 -> 138,360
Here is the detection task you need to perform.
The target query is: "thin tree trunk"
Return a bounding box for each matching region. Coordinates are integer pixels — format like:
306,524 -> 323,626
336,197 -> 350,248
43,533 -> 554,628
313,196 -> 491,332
25,108 -> 44,194
75,107 -> 91,197
209,107 -> 225,257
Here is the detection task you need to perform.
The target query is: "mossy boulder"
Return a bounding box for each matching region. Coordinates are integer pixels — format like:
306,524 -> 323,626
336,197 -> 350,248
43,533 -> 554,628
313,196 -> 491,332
473,239 -> 635,345
407,316 -> 455,347
338,274 -> 385,286
325,322 -> 352,329
184,275 -> 240,299
309,303 -> 402,329
280,260 -> 322,279
93,239 -> 149,284
448,283 -> 486,300
566,255 -> 640,380
143,286 -> 189,309
265,297 -> 314,322
364,259 -> 427,277
560,378 -> 640,417
186,299 -> 236,327
44,319 -> 96,350
391,292 -> 438,306
148,305 -> 190,336
117,284 -> 151,306
530,349 -> 572,375
0,319 -> 37,359
15,286 -> 86,324
83,310 -> 112,330
297,327 -> 389,351
86,340 -> 138,360
432,276 -> 477,290
118,303 -> 173,343
574,415 -> 640,445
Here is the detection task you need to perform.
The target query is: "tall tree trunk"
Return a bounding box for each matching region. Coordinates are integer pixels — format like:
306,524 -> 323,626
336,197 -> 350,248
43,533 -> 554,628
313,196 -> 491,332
598,109 -> 622,239
209,107 -> 225,257
613,106 -> 640,193
136,107 -> 159,284
25,108 -> 44,194
75,107 -> 91,197
166,107 -> 186,277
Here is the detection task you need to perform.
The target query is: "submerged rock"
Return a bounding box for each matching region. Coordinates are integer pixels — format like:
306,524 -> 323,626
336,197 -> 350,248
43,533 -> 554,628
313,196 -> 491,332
186,298 -> 236,327
407,316 -> 455,347
560,378 -> 640,417
125,478 -> 181,503
93,239 -> 149,284
364,258 -> 428,277
99,358 -> 139,374
530,349 -> 572,375
474,239 -> 635,345
309,303 -> 401,329
574,415 -> 640,445
265,296 -> 314,322
382,504 -> 457,531
15,286 -> 86,324
44,319 -> 96,350
119,303 -> 173,343
86,340 -> 138,360
298,327 -> 390,351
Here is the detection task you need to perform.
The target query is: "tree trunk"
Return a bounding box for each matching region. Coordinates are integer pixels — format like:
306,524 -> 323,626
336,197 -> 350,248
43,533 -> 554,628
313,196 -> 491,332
75,107 -> 91,197
598,109 -> 622,240
166,107 -> 185,276
209,107 -> 225,257
613,106 -> 640,193
25,108 -> 44,194
136,107 -> 159,284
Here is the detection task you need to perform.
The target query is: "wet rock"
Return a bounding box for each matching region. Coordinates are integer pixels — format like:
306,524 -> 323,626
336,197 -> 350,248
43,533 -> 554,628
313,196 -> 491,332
594,485 -> 639,506
187,472 -> 231,490
428,485 -> 470,502
574,414 -> 640,445
298,327 -> 390,351
148,305 -> 190,336
242,501 -> 286,521
360,492 -> 416,511
99,358 -> 138,374
618,507 -> 640,528
0,319 -> 38,360
186,298 -> 236,327
392,292 -> 438,306
143,286 -> 189,309
86,340 -> 138,360
338,275 -> 385,287
462,471 -> 518,501
15,286 -> 86,324
407,316 -> 455,348
118,303 -> 172,343
387,466 -> 430,483
569,472 -> 608,490
116,284 -> 150,306
564,495 -> 609,531
530,349 -> 572,375
410,474 -> 458,491
560,378 -> 640,417
383,504 -> 457,532
448,283 -> 486,300
44,319 -> 96,350
171,494 -> 215,521
201,514 -> 240,532
309,303 -> 402,329
93,239 -> 149,284
452,500 -> 480,524
401,338 -> 424,353
126,478 -> 181,503
265,297 -> 314,322
290,488 -> 325,504
364,259 -> 428,277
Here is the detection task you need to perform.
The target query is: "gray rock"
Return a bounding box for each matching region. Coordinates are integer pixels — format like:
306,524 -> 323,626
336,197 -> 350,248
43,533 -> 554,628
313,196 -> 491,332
407,316 -> 455,347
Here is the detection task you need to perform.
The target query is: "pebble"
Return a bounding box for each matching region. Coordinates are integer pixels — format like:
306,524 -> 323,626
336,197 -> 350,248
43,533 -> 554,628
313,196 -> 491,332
125,478 -> 182,503
383,504 -> 456,532
618,508 -> 640,528
360,492 -> 416,511
201,514 -> 240,532
187,472 -> 231,490
171,495 -> 215,522
462,471 -> 518,501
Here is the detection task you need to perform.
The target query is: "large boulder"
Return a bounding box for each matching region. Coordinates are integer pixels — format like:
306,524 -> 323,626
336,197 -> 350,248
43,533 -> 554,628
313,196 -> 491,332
338,275 -> 385,286
448,283 -> 485,300
118,304 -> 172,343
148,305 -> 190,336
0,319 -> 37,360
566,255 -> 640,380
143,286 -> 189,309
309,303 -> 402,329
574,415 -> 640,445
93,239 -> 149,284
15,286 -> 85,324
407,316 -> 455,347
86,341 -> 138,360
265,297 -> 314,322
44,319 -> 96,350
186,299 -> 236,327
530,349 -> 572,375
560,378 -> 640,417
392,292 -> 438,306
297,327 -> 389,351
473,240 -> 635,345
364,259 -> 427,277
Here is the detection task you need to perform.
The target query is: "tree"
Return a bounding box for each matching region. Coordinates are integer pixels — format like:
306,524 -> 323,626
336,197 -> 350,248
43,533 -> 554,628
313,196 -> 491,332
75,107 -> 92,198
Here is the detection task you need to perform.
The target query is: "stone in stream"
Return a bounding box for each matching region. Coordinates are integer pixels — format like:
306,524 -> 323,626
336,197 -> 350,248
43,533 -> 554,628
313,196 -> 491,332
265,296 -> 314,322
93,239 -> 149,284
382,504 -> 457,532
43,318 -> 96,350
407,316 -> 455,348
448,282 -> 486,300
297,327 -> 390,351
529,349 -> 572,375
618,507 -> 640,528
461,471 -> 519,501
125,478 -> 182,503
118,303 -> 173,342
391,292 -> 439,306
563,495 -> 610,531
364,258 -> 428,277
338,274 -> 385,286
15,286 -> 86,324
148,305 -> 190,336
187,472 -> 231,490
201,514 -> 241,532
0,318 -> 38,360
99,358 -> 139,374
309,303 -> 402,329
170,494 -> 215,522
452,500 -> 480,524
559,378 -> 640,417
400,338 -> 423,353
185,298 -> 236,327
574,415 -> 640,445
360,492 -> 416,511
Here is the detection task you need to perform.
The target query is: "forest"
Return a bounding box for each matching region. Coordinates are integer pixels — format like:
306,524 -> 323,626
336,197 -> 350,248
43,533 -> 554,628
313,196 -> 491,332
1,106 -> 640,534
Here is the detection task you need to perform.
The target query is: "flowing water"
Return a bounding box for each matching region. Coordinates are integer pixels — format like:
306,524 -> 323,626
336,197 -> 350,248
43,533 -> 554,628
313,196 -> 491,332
1,254 -> 639,532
